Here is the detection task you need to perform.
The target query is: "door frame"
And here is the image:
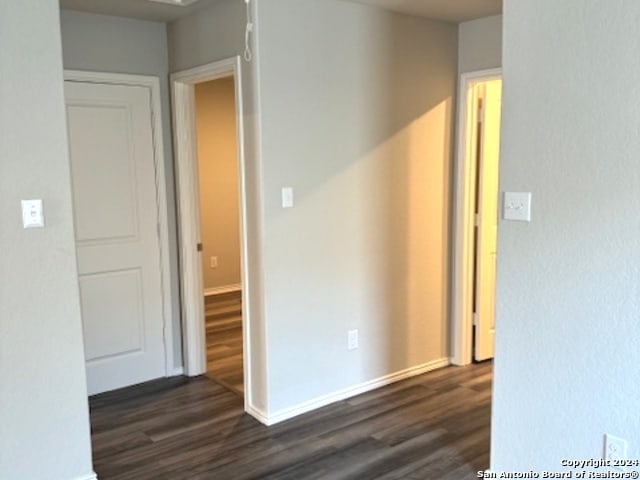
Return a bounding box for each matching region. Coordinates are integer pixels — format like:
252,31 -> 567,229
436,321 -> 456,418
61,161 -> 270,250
451,68 -> 502,366
170,57 -> 252,406
64,70 -> 176,376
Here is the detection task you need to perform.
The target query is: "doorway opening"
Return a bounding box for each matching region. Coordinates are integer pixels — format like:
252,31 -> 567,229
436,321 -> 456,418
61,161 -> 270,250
194,77 -> 244,397
171,57 -> 252,408
452,69 -> 503,366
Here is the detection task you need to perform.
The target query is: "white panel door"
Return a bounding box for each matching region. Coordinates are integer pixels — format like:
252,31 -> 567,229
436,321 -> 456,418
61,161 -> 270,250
65,81 -> 166,395
474,79 -> 502,362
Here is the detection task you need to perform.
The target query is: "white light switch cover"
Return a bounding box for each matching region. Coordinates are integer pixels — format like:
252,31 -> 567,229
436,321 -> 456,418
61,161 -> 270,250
21,199 -> 45,228
281,187 -> 294,208
503,192 -> 531,222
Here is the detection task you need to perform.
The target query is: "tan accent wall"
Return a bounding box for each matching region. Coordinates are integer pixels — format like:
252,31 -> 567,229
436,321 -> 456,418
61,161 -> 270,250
195,77 -> 241,291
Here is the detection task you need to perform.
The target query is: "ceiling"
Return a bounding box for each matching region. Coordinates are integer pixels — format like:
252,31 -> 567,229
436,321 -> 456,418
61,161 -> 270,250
58,0 -> 221,22
59,0 -> 502,24
347,0 -> 502,23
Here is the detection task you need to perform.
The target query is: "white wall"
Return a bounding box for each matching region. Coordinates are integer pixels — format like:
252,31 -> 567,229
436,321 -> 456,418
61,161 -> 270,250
60,10 -> 183,369
257,0 -> 457,415
0,2 -> 94,479
168,0 -> 267,413
458,14 -> 502,73
492,0 -> 640,470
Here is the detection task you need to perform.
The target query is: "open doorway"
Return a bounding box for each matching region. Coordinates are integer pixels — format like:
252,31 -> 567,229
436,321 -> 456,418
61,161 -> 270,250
171,57 -> 252,407
452,69 -> 503,366
194,77 -> 244,397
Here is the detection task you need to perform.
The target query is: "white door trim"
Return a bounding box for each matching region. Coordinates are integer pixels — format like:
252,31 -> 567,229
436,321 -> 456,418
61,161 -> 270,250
451,68 -> 502,366
64,69 -> 175,377
170,57 -> 253,408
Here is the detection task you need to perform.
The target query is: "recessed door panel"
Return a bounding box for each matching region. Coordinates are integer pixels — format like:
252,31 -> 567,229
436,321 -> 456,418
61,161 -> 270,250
80,269 -> 144,362
68,104 -> 138,243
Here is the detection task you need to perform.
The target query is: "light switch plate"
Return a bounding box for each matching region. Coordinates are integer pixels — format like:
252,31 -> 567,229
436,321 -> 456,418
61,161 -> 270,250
21,199 -> 45,228
348,329 -> 359,351
281,187 -> 294,208
503,192 -> 531,222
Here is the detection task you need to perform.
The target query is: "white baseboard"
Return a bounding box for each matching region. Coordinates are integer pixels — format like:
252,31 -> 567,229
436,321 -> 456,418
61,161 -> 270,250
70,473 -> 98,480
262,358 -> 450,426
245,404 -> 270,425
204,284 -> 241,296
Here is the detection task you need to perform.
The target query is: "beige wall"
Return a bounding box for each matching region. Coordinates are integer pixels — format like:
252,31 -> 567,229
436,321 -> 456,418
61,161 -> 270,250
458,14 -> 502,73
256,0 -> 458,414
0,1 -> 94,478
195,78 -> 241,291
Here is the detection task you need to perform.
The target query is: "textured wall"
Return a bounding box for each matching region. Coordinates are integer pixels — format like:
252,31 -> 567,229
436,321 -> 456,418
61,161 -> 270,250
492,0 -> 640,470
0,2 -> 94,478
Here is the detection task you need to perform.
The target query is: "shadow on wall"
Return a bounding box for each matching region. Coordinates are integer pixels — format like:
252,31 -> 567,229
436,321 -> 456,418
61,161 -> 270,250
259,0 -> 457,400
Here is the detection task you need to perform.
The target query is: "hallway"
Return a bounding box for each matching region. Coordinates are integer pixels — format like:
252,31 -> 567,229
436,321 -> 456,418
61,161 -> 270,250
89,362 -> 492,479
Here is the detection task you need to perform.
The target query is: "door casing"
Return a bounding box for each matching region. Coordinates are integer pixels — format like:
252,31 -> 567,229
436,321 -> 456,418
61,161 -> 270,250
171,57 -> 254,412
451,68 -> 502,366
473,79 -> 501,362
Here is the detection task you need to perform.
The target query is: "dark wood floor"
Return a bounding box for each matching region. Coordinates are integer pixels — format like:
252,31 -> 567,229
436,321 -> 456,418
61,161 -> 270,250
205,291 -> 244,396
89,361 -> 491,480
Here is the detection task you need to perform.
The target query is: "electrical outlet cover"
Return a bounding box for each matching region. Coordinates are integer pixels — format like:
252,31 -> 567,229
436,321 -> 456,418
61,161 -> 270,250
604,434 -> 628,470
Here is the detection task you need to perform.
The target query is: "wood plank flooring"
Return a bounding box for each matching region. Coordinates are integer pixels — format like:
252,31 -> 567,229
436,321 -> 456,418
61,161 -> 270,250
205,291 -> 244,396
89,361 -> 492,480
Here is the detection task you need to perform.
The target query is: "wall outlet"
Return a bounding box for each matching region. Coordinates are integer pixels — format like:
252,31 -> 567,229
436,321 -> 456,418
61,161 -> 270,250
210,256 -> 218,268
347,329 -> 359,351
604,434 -> 627,470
